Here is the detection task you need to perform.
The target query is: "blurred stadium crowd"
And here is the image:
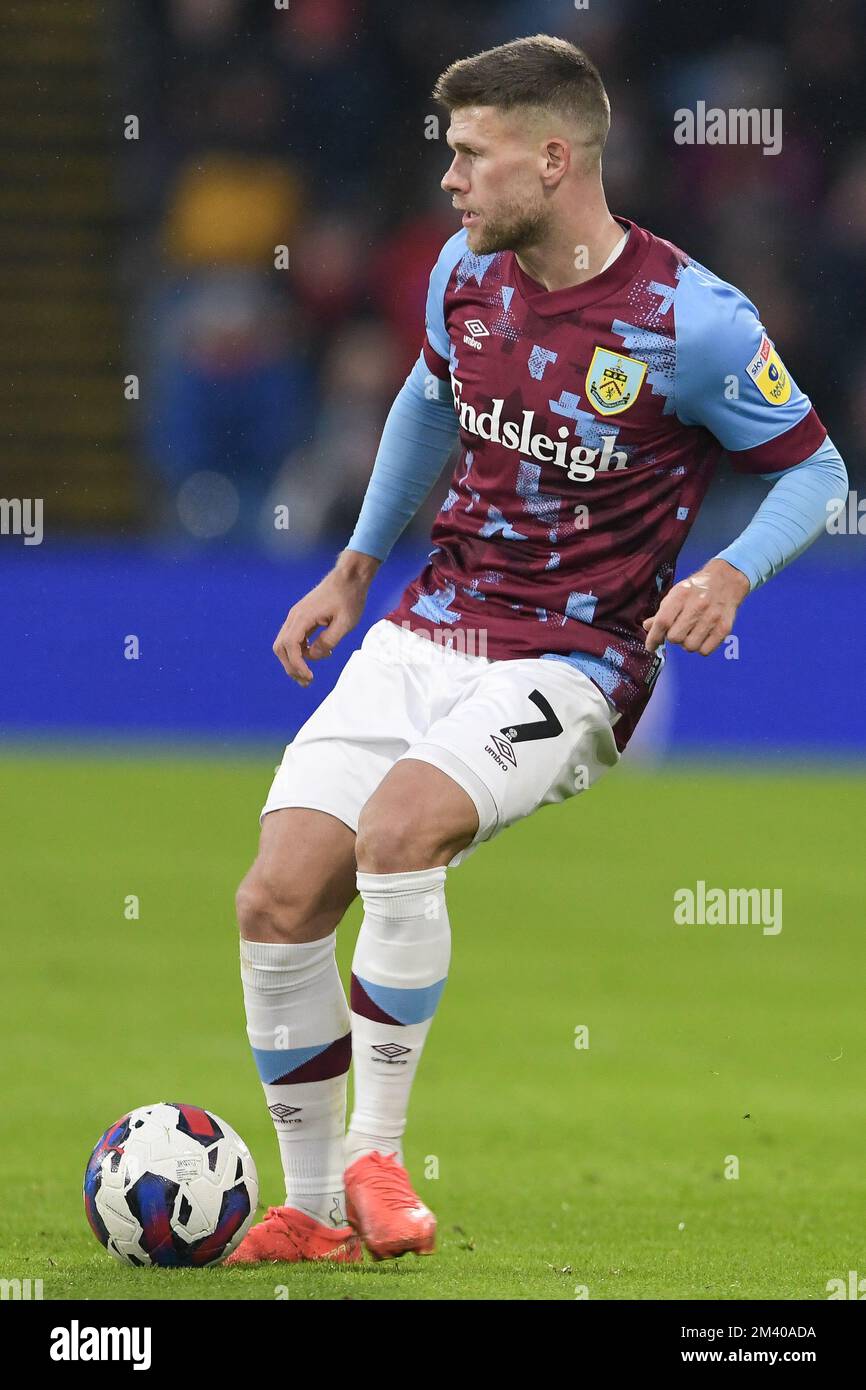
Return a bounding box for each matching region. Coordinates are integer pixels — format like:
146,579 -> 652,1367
118,0 -> 865,547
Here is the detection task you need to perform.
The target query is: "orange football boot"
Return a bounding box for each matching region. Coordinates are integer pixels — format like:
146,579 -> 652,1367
224,1205 -> 361,1265
344,1151 -> 436,1260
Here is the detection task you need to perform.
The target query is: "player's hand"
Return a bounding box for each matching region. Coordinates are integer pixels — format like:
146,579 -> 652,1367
642,558 -> 750,656
273,551 -> 380,686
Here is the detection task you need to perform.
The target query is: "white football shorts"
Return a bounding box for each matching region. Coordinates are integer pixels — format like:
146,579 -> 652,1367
262,618 -> 621,868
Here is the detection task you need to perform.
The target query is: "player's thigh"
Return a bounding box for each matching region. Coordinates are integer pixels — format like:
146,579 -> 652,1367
262,620 -> 430,836
236,807 -> 358,942
398,656 -> 620,866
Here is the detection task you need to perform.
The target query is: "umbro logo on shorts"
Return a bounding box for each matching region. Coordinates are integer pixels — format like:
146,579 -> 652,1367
486,734 -> 518,769
484,690 -> 564,769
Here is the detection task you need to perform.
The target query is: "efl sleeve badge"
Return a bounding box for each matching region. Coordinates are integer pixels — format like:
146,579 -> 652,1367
745,335 -> 792,405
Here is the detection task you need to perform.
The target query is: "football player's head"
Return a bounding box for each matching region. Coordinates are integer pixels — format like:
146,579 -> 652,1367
435,34 -> 610,256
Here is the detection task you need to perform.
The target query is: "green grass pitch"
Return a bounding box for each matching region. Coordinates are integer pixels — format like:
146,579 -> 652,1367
1,748 -> 863,1301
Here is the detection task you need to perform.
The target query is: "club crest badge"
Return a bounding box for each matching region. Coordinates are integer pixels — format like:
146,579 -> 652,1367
586,346 -> 647,415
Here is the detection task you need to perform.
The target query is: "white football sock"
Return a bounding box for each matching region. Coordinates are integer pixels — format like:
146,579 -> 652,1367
346,866 -> 450,1169
240,933 -> 351,1227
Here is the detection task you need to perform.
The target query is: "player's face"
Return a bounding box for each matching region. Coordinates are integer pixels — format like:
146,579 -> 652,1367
441,107 -> 551,255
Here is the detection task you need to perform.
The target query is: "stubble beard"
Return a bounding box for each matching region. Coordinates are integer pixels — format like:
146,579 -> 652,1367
468,197 -> 550,257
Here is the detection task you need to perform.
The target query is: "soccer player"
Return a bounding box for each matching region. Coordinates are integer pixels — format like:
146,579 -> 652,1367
226,35 -> 848,1265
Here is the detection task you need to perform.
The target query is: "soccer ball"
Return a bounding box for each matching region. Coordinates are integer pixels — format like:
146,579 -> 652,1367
83,1101 -> 258,1267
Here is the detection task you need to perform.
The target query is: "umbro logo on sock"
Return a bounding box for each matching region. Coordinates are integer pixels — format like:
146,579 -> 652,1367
269,1103 -> 303,1125
372,1043 -> 411,1066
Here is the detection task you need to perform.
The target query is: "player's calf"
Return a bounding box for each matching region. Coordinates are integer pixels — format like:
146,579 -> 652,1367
236,808 -> 359,1233
345,761 -> 472,1256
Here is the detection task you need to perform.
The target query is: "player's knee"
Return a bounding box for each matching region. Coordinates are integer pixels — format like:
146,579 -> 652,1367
235,874 -> 279,940
235,870 -> 337,943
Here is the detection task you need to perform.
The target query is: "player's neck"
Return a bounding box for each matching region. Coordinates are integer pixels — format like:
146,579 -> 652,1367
514,205 -> 624,293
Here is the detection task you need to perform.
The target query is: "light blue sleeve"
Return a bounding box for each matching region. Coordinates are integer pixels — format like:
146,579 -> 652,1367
345,353 -> 459,562
714,436 -> 849,590
424,227 -> 468,362
674,260 -> 818,465
345,230 -> 468,561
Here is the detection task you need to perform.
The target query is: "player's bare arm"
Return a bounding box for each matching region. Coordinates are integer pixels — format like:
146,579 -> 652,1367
272,547 -> 380,685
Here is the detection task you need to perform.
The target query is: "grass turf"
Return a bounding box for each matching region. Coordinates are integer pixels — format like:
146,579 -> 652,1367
0,749 -> 863,1300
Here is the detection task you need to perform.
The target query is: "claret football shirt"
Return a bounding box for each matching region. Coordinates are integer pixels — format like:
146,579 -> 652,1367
386,218 -> 826,746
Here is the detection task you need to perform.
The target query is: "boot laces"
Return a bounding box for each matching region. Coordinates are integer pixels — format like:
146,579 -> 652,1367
364,1154 -> 421,1212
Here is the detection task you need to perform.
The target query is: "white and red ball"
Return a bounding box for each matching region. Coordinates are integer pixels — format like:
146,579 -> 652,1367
84,1101 -> 258,1267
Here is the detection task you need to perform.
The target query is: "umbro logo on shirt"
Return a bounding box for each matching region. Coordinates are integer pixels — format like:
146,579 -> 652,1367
463,318 -> 489,350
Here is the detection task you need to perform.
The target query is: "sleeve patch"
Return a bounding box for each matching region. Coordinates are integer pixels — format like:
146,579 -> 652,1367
746,336 -> 791,406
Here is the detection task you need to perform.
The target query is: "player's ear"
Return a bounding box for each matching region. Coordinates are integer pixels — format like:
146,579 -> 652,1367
542,137 -> 570,187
